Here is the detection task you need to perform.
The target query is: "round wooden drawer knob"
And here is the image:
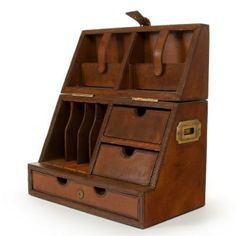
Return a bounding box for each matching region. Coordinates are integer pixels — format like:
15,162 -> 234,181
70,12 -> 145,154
77,189 -> 84,199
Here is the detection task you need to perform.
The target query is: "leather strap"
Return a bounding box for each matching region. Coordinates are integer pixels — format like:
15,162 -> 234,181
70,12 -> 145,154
153,30 -> 169,76
98,32 -> 112,73
126,11 -> 151,26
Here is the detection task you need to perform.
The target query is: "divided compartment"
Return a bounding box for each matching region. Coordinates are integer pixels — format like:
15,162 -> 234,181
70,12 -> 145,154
104,105 -> 170,144
64,102 -> 84,161
77,103 -> 95,163
128,30 -> 193,91
73,32 -> 133,88
89,104 -> 107,158
40,100 -> 107,173
77,103 -> 107,164
93,143 -> 158,186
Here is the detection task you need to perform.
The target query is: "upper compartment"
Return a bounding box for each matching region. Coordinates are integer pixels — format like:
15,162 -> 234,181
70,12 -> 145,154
128,30 -> 192,91
62,24 -> 209,101
64,32 -> 134,88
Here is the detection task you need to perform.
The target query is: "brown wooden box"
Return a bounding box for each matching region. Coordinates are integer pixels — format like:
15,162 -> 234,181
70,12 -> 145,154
28,13 -> 209,228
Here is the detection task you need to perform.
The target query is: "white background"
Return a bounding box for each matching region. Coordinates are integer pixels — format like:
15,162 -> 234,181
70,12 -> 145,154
0,0 -> 235,235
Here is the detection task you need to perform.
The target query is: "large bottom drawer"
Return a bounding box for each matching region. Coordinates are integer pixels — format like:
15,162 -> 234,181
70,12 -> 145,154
32,171 -> 139,219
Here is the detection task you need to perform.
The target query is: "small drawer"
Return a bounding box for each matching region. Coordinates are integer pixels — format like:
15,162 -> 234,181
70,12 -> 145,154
93,144 -> 158,185
104,106 -> 169,144
32,171 -> 139,219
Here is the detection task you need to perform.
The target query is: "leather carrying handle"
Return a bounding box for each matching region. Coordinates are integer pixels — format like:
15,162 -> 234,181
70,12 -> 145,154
126,11 -> 151,26
153,30 -> 169,76
97,32 -> 112,73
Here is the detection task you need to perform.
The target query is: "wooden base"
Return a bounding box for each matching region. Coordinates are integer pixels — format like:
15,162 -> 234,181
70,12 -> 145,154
28,157 -> 205,228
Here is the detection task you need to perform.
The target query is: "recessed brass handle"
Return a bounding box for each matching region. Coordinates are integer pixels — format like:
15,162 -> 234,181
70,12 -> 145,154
176,119 -> 201,144
77,189 -> 84,199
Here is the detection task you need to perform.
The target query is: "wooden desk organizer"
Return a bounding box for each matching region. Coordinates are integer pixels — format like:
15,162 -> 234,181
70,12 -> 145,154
28,12 -> 209,228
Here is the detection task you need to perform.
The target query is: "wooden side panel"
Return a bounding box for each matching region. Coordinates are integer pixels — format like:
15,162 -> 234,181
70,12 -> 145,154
143,101 -> 207,227
180,25 -> 209,100
39,99 -> 70,162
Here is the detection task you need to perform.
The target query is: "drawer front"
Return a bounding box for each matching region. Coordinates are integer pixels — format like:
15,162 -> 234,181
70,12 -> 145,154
32,171 -> 139,219
93,144 -> 158,185
104,106 -> 169,144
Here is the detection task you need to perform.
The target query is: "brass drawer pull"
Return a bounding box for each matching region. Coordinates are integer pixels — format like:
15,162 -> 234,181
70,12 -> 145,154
77,189 -> 84,199
176,119 -> 201,144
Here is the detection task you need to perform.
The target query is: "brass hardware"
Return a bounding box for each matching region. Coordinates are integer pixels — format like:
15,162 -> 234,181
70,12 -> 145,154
76,189 -> 84,199
61,93 -> 94,98
131,97 -> 159,103
176,119 -> 201,144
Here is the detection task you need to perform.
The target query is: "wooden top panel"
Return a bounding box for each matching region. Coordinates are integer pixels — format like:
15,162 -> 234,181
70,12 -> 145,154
82,24 -> 206,34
